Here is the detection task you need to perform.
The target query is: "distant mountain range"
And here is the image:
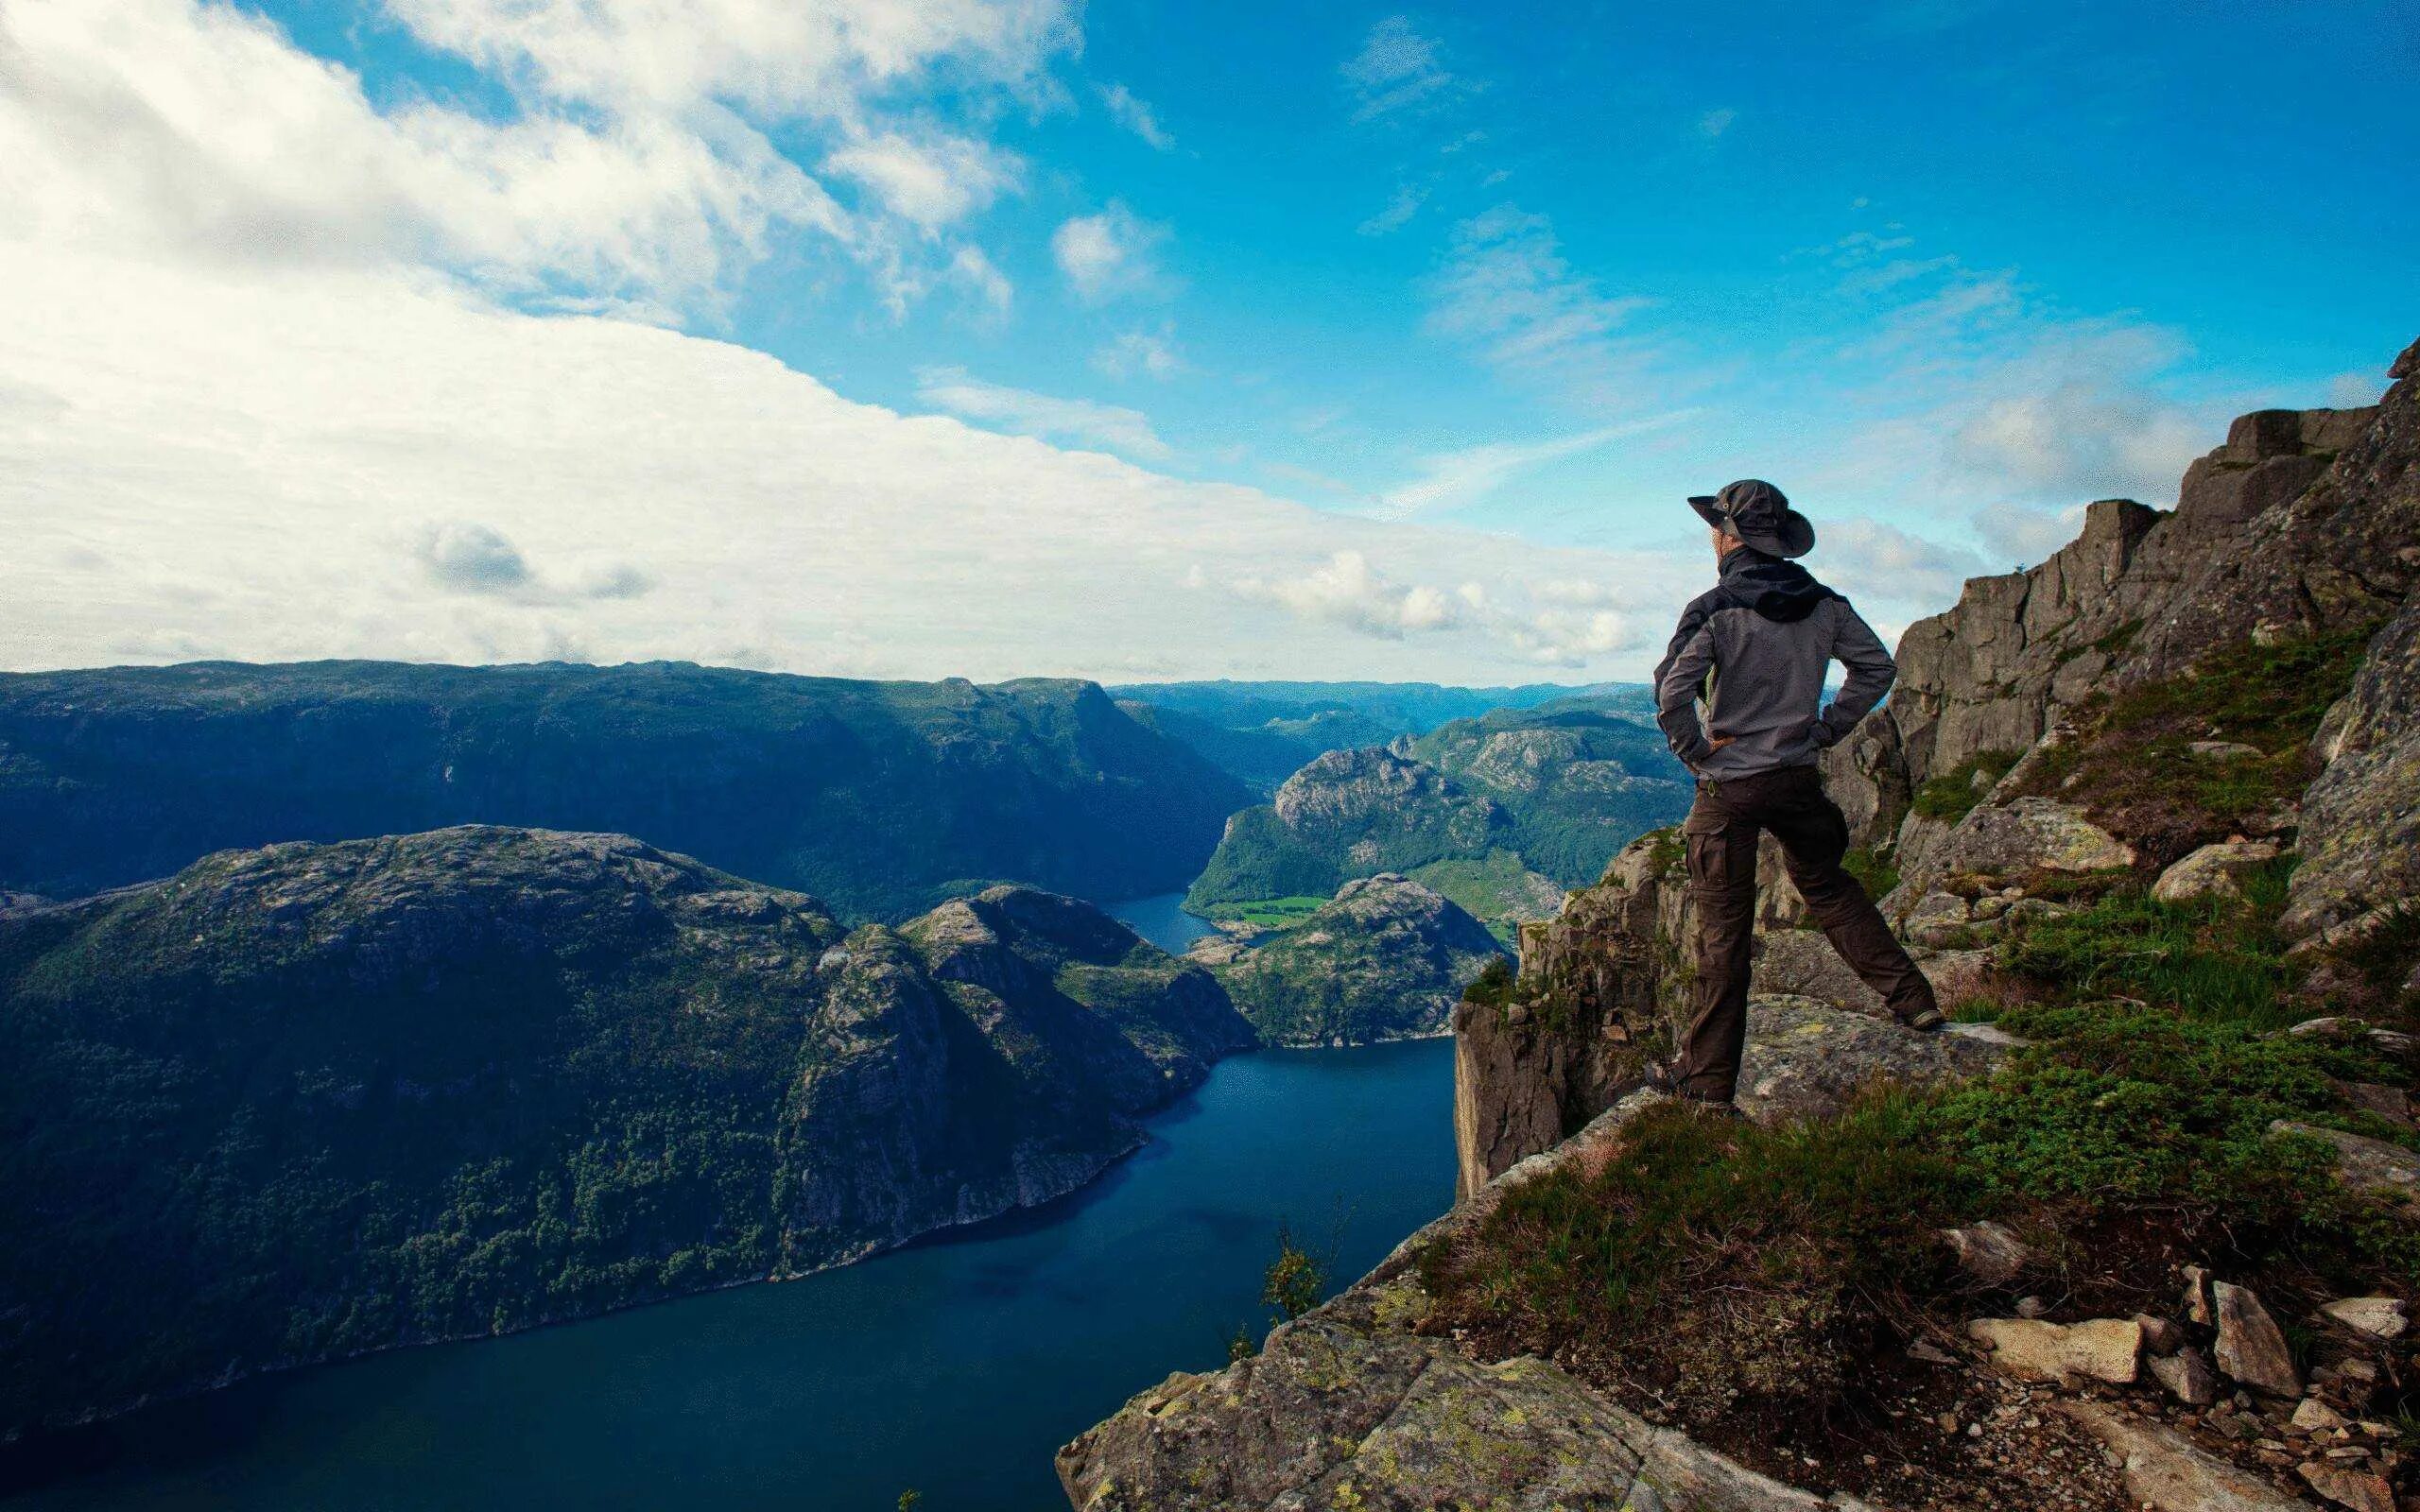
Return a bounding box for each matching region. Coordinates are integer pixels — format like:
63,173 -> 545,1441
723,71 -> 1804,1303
1111,679 -> 1654,794
1185,700 -> 1692,928
0,661 -> 1252,921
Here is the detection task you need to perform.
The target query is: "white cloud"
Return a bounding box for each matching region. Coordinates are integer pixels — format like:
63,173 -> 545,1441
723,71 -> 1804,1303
822,129 -> 1023,230
1945,382 -> 2205,503
1813,518 -> 1990,607
0,246 -> 1713,682
914,366 -> 1172,460
1426,205 -> 1654,408
1380,421 -> 1685,516
0,0 -> 1070,318
1050,203 -> 1167,303
945,244 -> 1013,319
414,520 -> 656,602
1093,327 -> 1183,380
1699,107 -> 1737,138
1341,16 -> 1465,122
1971,503 -> 2086,567
1357,183 -> 1427,237
1097,82 -> 1173,149
1231,552 -> 1463,639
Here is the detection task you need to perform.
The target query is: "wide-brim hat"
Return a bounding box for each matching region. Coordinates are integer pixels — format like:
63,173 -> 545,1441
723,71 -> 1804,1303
1688,478 -> 1815,558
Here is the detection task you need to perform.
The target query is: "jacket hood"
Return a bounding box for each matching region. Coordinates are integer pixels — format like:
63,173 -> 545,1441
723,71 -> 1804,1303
1720,549 -> 1837,624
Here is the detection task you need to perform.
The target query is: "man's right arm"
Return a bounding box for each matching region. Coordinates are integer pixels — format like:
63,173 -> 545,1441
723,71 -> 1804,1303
1653,597 -> 1720,767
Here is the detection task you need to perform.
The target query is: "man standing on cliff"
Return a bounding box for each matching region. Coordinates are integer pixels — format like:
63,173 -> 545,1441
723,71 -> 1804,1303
1648,479 -> 1943,1113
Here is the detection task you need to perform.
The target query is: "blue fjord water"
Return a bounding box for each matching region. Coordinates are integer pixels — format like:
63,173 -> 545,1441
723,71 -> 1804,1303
3,1025 -> 1455,1510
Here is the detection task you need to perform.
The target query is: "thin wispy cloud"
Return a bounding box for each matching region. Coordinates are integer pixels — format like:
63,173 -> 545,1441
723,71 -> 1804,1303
1424,205 -> 1656,408
1341,16 -> 1471,123
914,367 -> 1173,460
1097,82 -> 1174,149
1380,417 -> 1691,516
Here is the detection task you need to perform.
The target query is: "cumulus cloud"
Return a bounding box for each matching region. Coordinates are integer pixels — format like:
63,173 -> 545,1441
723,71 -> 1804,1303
914,366 -> 1172,459
1426,205 -> 1654,408
413,521 -> 656,602
1946,382 -> 2205,504
1096,82 -> 1173,149
0,245 -> 1718,681
1232,552 -> 1463,639
822,129 -> 1023,230
1813,518 -> 1990,608
1050,203 -> 1167,303
1341,17 -> 1466,122
0,0 -> 1068,317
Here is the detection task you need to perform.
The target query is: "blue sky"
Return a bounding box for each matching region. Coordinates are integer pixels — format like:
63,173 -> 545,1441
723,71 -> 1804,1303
1,0 -> 2413,681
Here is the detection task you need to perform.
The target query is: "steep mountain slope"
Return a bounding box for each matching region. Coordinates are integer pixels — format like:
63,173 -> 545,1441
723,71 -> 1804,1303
0,661 -> 1252,920
1204,874 -> 1507,1046
0,828 -> 1251,1438
1072,339 -> 2420,1512
1184,704 -> 1689,927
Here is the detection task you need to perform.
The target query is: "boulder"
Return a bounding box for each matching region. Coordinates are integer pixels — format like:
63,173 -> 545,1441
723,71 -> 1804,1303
2318,1296 -> 2408,1340
2185,1264 -> 2216,1326
2148,1346 -> 2221,1406
1907,799 -> 2135,904
2290,1398 -> 2348,1433
2057,1400 -> 2314,1512
2212,1281 -> 2302,1396
1752,930 -> 1993,1019
1943,1221 -> 2031,1286
1735,997 -> 2010,1125
1966,1316 -> 2140,1385
2190,740 -> 2266,761
2135,1314 -> 2188,1355
2298,1461 -> 2395,1512
2152,838 -> 2282,903
2275,1121 -> 2420,1209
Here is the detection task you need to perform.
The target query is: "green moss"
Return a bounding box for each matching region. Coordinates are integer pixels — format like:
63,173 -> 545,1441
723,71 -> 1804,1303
1841,846 -> 1899,901
1910,749 -> 2024,823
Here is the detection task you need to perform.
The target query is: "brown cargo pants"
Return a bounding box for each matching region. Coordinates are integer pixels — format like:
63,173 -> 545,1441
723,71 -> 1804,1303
1676,764 -> 1938,1103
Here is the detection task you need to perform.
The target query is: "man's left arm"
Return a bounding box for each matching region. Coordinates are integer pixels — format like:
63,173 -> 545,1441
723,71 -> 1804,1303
1813,600 -> 1894,747
1653,600 -> 1720,767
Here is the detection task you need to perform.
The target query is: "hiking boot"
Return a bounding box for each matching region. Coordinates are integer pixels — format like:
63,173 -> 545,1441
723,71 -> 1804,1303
1683,1096 -> 1744,1121
1903,1005 -> 1946,1033
1640,1059 -> 1683,1095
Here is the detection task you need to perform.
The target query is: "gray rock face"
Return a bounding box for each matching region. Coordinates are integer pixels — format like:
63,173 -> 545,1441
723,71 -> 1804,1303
2274,1121 -> 2420,1211
2284,595 -> 2420,941
1898,798 -> 2135,905
1211,874 -> 1505,1045
1735,997 -> 2009,1125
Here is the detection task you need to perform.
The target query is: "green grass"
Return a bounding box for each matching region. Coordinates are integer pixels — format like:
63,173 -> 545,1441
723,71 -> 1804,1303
1841,846 -> 1899,901
2013,627 -> 2376,865
1409,848 -> 1562,933
1425,862 -> 2420,1426
1202,895 -> 1329,929
1910,749 -> 2024,823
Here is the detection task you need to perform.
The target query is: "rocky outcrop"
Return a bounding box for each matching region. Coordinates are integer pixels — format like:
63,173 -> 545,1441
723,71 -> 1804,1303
2285,594 -> 2420,943
1062,1094 -> 1894,1512
1210,874 -> 1505,1045
0,832 -> 1252,1437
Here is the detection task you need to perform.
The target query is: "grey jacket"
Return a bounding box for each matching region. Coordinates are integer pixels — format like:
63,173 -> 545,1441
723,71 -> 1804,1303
1651,548 -> 1895,779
